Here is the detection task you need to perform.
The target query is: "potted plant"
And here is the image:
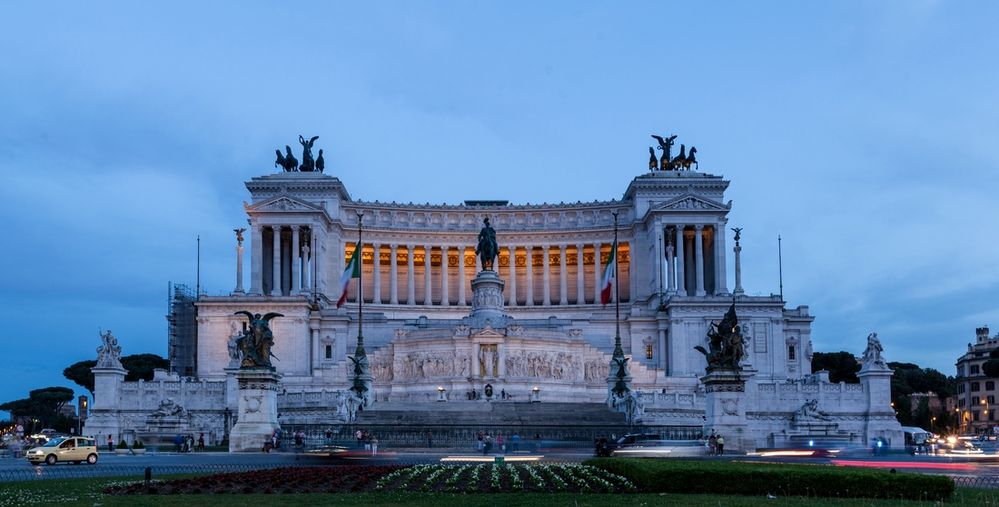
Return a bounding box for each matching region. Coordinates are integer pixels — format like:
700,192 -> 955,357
115,439 -> 130,455
132,440 -> 146,455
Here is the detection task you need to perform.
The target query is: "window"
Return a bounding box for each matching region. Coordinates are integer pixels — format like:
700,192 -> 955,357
959,398 -> 966,407
973,411 -> 981,421
325,345 -> 333,359
971,364 -> 981,375
645,344 -> 654,360
788,345 -> 796,361
988,381 -> 996,391
990,395 -> 996,404
972,382 -> 981,392
959,384 -> 966,394
973,396 -> 980,405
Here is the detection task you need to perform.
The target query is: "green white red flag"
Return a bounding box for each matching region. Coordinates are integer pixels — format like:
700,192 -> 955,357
600,241 -> 617,305
336,246 -> 361,308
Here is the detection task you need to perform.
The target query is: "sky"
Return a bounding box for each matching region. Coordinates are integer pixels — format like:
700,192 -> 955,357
1,1 -> 997,413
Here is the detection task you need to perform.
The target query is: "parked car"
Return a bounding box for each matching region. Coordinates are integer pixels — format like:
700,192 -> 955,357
25,437 -> 99,465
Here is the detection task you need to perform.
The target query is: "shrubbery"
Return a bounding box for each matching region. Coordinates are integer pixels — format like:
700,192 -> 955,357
585,458 -> 954,501
116,439 -> 129,450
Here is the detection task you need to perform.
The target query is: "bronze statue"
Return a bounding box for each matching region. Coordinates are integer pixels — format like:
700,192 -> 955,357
298,135 -> 319,172
683,146 -> 698,170
651,134 -> 677,170
731,227 -> 742,243
694,303 -> 745,371
234,228 -> 246,244
233,311 -> 284,369
475,217 -> 499,271
648,147 -> 658,171
283,146 -> 298,172
315,149 -> 325,173
671,144 -> 687,170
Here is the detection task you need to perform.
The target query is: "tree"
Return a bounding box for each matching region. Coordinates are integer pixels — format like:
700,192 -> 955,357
121,354 -> 170,382
63,354 -> 170,393
0,386 -> 75,430
982,348 -> 999,378
811,351 -> 860,383
63,360 -> 97,394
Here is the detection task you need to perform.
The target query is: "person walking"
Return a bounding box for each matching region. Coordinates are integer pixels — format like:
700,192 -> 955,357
708,432 -> 717,456
715,435 -> 725,455
355,429 -> 364,449
197,433 -> 206,451
497,433 -> 505,453
107,434 -> 114,453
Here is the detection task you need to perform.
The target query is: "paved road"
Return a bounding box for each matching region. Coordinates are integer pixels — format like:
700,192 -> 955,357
3,448 -> 998,487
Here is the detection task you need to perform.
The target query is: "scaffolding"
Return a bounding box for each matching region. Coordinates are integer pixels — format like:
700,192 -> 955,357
166,282 -> 198,377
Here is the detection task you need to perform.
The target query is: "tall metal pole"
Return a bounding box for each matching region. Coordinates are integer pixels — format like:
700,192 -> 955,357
613,212 -> 621,347
196,235 -> 201,297
778,234 -> 784,301
356,211 -> 364,349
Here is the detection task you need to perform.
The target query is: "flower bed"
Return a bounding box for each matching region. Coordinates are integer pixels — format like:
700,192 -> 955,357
104,465 -> 404,495
374,464 -> 635,494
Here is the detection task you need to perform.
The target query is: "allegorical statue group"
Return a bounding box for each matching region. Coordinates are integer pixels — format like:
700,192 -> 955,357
233,311 -> 283,369
694,302 -> 746,371
649,133 -> 698,171
275,135 -> 325,172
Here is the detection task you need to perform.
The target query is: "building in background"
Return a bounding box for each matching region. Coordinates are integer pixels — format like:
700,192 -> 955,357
166,283 -> 198,377
955,326 -> 999,434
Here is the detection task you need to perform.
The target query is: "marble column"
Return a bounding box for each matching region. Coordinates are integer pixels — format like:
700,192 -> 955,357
694,225 -> 706,296
575,243 -> 585,304
406,245 -> 416,304
508,247 -> 517,307
666,238 -> 676,295
270,226 -> 282,296
593,243 -> 602,303
424,245 -> 433,305
291,226 -> 301,294
714,224 -> 728,295
389,244 -> 399,304
249,223 -> 262,295
440,246 -> 450,307
542,245 -> 551,306
734,241 -> 745,295
497,345 -> 506,377
675,226 -> 686,296
525,247 -> 535,306
372,243 -> 382,304
658,328 -> 668,371
473,343 -> 482,377
301,242 -> 311,293
234,232 -> 245,294
458,246 -> 467,306
558,244 -> 568,305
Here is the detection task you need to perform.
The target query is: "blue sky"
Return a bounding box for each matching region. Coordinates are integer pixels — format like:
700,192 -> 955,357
1,1 -> 997,412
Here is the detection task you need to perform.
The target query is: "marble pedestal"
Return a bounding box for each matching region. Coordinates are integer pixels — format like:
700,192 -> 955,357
702,368 -> 755,452
229,369 -> 281,452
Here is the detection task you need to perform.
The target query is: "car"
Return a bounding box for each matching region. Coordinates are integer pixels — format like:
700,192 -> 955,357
25,437 -> 99,465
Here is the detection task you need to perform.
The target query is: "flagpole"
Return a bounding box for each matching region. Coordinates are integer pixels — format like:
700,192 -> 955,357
356,210 -> 364,350
613,212 -> 621,347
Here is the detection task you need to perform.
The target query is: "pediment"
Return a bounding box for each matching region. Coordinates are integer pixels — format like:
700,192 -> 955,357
245,195 -> 324,213
655,195 -> 730,212
471,326 -> 506,339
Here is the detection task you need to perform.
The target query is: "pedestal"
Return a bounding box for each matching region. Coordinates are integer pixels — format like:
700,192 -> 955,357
702,368 -> 755,452
229,369 -> 281,452
858,366 -> 903,448
469,270 -> 506,327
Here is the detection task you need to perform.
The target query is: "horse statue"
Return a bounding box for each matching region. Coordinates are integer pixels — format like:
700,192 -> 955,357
648,147 -> 658,171
475,217 -> 499,271
282,146 -> 298,172
681,146 -> 698,170
671,144 -> 687,170
315,149 -> 325,173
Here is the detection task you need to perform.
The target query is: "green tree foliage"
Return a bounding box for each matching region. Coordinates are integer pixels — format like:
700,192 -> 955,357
63,360 -> 97,394
887,362 -> 957,430
0,386 -> 75,429
982,348 -> 999,378
121,354 -> 170,382
63,354 -> 170,393
811,352 -> 860,383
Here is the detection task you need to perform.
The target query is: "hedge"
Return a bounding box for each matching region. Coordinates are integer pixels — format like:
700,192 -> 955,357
584,458 -> 954,501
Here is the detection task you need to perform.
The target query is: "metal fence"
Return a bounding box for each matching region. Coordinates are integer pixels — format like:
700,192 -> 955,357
952,475 -> 999,489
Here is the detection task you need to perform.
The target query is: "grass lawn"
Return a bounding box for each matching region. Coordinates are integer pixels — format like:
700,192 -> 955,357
2,476 -> 998,507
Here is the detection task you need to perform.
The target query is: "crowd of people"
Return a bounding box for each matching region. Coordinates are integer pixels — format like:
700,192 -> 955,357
172,433 -> 206,452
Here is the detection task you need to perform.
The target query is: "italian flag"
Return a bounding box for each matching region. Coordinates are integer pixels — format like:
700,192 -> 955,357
600,240 -> 617,305
336,246 -> 361,308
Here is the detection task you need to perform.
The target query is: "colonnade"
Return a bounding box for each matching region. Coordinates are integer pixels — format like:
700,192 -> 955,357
343,242 -> 630,307
248,224 -> 314,296
660,223 -> 728,297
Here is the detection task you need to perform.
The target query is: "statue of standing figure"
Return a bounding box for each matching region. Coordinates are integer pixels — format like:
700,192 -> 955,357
298,135 -> 319,172
475,217 -> 498,271
862,332 -> 886,369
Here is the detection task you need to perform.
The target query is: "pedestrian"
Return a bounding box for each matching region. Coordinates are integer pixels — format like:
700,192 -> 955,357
370,435 -> 379,456
356,429 -> 364,449
477,431 -> 484,451
294,430 -> 303,449
708,433 -> 717,456
174,434 -> 183,452
198,433 -> 205,451
511,432 -> 521,452
107,434 -> 114,453
483,434 -> 492,455
325,428 -> 333,443
716,435 -> 725,455
497,433 -> 505,453
271,431 -> 278,450
501,389 -> 506,400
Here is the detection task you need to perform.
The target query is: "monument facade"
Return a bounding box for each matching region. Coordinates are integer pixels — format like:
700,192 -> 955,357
85,136 -> 901,449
